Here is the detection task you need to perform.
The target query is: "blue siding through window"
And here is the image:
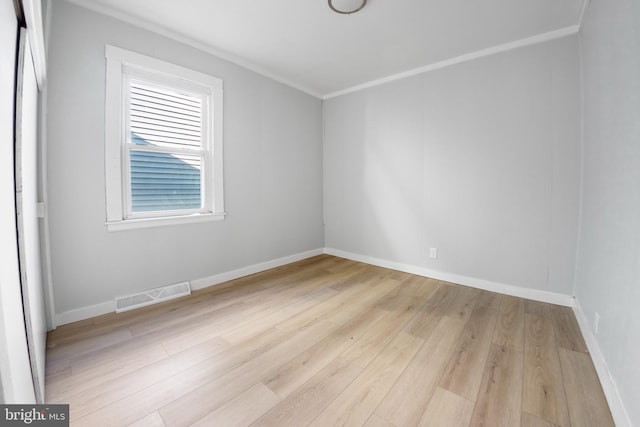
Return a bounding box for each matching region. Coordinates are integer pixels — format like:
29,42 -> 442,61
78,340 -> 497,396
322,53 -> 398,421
130,135 -> 201,211
128,77 -> 204,213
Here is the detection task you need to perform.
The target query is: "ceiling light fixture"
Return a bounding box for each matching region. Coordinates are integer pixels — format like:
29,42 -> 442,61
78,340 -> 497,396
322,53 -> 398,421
328,0 -> 367,15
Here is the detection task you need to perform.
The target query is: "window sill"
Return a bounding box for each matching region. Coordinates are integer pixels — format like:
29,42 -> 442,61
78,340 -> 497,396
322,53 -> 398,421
106,212 -> 226,232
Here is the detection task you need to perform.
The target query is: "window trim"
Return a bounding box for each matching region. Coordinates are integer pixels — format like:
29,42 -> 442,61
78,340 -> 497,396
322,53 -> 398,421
104,45 -> 224,231
122,73 -> 210,219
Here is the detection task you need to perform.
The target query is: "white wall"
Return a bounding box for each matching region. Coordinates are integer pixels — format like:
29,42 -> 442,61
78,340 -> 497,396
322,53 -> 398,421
575,0 -> 640,425
46,1 -> 324,315
324,36 -> 581,297
0,0 -> 36,404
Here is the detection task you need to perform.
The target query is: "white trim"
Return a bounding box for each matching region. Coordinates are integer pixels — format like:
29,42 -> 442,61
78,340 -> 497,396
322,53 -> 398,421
573,301 -> 632,427
22,0 -> 46,89
324,248 -> 575,307
54,248 -> 324,325
104,45 -> 224,228
53,246 -> 575,323
64,0 -> 582,100
578,0 -> 591,29
37,64 -> 56,330
322,26 -> 580,100
106,45 -> 223,90
211,75 -> 224,216
55,300 -> 114,326
64,0 -> 322,99
106,211 -> 225,232
190,249 -> 325,290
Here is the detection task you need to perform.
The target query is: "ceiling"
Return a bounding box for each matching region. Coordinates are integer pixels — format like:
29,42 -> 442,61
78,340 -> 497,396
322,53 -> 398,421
68,0 -> 585,98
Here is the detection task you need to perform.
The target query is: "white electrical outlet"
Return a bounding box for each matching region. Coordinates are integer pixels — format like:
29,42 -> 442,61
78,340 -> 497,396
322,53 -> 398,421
429,248 -> 438,259
594,312 -> 600,335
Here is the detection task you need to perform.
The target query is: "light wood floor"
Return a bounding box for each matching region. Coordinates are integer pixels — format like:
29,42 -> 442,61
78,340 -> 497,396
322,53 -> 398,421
46,255 -> 614,427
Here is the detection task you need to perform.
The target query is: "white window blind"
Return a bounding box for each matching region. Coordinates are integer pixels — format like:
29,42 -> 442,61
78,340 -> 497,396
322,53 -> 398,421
126,79 -> 205,213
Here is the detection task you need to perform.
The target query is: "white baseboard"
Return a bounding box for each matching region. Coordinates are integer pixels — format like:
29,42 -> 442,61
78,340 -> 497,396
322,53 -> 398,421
54,248 -> 324,326
189,248 -> 324,290
54,246 -> 573,322
55,300 -> 114,326
573,301 -> 632,427
324,248 -> 575,307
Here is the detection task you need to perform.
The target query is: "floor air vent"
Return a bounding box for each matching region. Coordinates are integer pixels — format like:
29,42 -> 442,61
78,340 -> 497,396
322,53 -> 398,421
115,281 -> 191,313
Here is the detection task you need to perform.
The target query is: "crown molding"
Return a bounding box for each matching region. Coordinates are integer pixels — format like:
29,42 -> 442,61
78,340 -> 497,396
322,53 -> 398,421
63,0 -> 323,99
323,25 -> 579,99
65,0 -> 582,101
578,0 -> 591,29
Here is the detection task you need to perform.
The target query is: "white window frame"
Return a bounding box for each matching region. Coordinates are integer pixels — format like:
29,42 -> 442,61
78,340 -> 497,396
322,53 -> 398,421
105,45 -> 224,231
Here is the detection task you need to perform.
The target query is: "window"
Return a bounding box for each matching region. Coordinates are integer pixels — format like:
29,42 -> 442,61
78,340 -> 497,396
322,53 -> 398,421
105,46 -> 224,231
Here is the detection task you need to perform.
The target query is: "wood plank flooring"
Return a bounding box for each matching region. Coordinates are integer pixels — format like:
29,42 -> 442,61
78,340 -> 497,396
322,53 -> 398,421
45,255 -> 614,427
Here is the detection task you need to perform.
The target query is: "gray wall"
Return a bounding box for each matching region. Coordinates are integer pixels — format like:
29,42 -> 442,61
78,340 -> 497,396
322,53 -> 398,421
324,36 -> 581,295
42,1 -> 638,419
576,0 -> 640,424
46,1 -> 324,314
